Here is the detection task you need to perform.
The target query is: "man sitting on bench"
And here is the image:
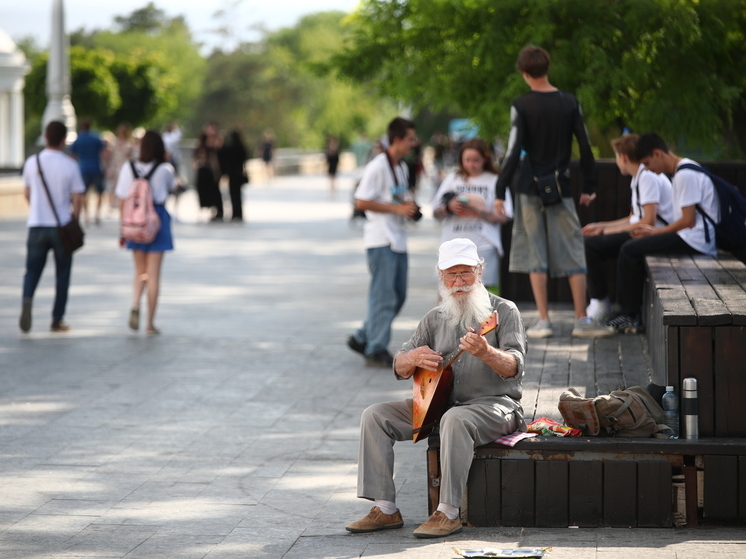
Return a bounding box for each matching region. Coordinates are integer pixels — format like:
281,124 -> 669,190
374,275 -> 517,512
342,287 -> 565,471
607,133 -> 719,332
345,238 -> 527,539
582,133 -> 674,324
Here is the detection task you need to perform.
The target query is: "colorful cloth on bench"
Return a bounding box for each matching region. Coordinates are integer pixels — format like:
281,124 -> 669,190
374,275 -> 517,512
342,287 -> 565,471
494,431 -> 538,447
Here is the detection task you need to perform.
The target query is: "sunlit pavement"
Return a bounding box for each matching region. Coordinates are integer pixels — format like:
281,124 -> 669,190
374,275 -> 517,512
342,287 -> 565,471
0,174 -> 743,558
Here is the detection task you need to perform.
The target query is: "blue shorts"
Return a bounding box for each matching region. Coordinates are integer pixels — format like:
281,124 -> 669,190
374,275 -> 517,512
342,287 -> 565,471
125,205 -> 174,252
82,172 -> 105,194
508,193 -> 586,278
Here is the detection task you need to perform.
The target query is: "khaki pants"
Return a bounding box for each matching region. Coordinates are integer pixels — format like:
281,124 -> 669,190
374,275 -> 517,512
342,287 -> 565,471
357,398 -> 522,507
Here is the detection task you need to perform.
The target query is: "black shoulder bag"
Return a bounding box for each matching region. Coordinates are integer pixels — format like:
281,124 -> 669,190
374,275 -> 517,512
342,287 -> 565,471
385,152 -> 422,221
37,154 -> 85,254
533,91 -> 565,208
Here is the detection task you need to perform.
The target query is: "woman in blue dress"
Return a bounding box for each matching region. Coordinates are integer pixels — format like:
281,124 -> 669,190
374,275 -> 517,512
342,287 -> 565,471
115,130 -> 176,335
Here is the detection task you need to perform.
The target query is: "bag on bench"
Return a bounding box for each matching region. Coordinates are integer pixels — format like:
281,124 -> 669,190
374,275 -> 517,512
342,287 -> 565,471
558,386 -> 673,438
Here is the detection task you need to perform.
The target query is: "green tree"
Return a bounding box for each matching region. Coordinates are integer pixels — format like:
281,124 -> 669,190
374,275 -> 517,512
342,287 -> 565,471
333,0 -> 746,158
24,46 -> 121,143
73,4 -> 205,130
24,45 -> 176,136
197,11 -> 398,149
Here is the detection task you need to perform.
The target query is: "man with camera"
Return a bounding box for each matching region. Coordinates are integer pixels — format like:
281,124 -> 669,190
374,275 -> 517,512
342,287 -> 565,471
347,117 -> 421,368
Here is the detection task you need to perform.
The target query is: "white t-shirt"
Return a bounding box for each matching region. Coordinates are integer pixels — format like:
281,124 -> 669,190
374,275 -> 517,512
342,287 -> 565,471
23,149 -> 86,227
673,158 -> 719,256
630,164 -> 674,226
115,160 -> 176,205
354,152 -> 411,253
431,171 -> 514,257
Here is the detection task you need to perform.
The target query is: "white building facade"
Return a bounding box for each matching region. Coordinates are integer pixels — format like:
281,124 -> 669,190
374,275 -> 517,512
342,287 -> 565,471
0,28 -> 27,169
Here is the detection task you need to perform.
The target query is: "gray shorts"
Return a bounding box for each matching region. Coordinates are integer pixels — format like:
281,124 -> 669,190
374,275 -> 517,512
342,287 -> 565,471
508,193 -> 586,278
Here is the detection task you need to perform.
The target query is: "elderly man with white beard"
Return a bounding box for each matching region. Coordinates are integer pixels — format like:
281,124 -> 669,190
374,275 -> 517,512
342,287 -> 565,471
345,238 -> 527,539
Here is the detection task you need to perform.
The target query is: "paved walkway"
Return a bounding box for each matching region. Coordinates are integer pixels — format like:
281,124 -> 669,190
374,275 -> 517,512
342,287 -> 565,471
0,174 -> 743,558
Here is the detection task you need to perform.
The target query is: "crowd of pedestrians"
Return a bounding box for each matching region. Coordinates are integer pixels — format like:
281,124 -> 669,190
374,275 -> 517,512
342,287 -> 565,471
345,44 -> 723,367
17,44 -> 724,376
16,117 -> 253,334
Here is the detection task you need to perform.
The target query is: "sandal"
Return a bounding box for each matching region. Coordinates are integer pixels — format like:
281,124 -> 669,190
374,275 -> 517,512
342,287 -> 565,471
129,308 -> 139,331
146,327 -> 161,335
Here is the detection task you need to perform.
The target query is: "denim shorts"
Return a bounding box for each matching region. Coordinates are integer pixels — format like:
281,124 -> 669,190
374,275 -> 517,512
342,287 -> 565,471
508,193 -> 586,278
82,172 -> 105,193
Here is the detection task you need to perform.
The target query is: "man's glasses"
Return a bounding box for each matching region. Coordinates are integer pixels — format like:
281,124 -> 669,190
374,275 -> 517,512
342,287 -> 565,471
442,269 -> 477,282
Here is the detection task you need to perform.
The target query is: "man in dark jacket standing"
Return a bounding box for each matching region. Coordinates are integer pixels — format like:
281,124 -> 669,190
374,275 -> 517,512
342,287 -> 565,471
494,45 -> 612,339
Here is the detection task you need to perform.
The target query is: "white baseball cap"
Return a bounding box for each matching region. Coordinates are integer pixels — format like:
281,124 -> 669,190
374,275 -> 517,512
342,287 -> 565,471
438,238 -> 483,270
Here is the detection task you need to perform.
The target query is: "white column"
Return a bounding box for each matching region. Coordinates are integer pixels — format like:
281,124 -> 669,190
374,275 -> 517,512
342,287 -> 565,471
10,85 -> 24,167
0,90 -> 9,166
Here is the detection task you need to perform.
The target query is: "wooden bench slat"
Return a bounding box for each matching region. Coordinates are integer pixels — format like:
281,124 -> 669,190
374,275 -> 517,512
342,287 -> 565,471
569,461 -> 603,527
603,462 -> 637,527
535,461 -> 568,527
638,461 -> 673,527
688,296 -> 732,325
469,436 -> 746,455
715,327 -> 746,437
672,255 -> 706,283
501,459 -> 534,526
719,255 -> 746,289
659,288 -> 697,325
704,455 -> 739,518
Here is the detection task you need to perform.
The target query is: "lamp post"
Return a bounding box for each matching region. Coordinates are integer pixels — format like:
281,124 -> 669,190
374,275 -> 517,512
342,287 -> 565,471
41,0 -> 76,143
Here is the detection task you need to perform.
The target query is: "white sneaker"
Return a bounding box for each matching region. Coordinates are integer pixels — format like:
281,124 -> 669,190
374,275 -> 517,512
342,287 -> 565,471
526,318 -> 553,338
586,298 -> 612,322
572,316 -> 614,338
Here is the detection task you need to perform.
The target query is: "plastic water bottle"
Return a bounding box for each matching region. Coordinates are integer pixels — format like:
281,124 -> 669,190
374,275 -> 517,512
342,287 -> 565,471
662,386 -> 680,439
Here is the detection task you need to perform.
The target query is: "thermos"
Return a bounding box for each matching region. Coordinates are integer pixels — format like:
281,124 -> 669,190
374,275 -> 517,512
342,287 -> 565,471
683,378 -> 699,440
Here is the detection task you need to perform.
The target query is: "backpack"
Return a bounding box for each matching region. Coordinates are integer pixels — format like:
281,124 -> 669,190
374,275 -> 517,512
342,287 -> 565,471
677,163 -> 746,253
558,386 -> 672,438
121,161 -> 161,244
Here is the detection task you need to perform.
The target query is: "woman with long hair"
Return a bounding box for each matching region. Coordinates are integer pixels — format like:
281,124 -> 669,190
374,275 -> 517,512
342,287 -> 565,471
115,130 -> 176,334
431,138 -> 513,291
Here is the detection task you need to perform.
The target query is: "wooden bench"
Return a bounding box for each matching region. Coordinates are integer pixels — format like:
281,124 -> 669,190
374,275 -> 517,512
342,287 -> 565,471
425,254 -> 746,529
427,435 -> 746,528
643,254 -> 746,437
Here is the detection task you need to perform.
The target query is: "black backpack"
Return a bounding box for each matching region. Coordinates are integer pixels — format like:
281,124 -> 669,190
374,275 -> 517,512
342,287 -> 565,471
677,163 -> 746,252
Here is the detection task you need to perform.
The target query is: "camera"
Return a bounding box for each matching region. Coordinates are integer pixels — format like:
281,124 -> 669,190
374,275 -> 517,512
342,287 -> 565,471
411,204 -> 423,222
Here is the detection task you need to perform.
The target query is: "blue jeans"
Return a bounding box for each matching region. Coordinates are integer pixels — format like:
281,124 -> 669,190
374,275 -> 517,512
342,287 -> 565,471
354,246 -> 408,356
23,227 -> 73,322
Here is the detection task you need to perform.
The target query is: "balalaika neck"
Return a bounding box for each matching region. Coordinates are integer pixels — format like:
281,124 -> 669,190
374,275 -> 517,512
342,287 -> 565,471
438,345 -> 464,373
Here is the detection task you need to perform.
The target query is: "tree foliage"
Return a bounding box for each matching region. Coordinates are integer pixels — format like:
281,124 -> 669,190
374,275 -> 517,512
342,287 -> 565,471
196,11 -> 397,149
332,0 -> 746,158
24,45 -> 175,133
84,10 -> 203,128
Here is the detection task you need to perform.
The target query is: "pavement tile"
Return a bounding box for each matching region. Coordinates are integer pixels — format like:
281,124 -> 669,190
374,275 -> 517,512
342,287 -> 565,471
1,174 -> 744,558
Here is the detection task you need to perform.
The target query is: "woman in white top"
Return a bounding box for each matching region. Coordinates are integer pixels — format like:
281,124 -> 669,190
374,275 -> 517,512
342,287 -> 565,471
115,130 -> 176,335
104,123 -> 134,213
432,138 -> 513,289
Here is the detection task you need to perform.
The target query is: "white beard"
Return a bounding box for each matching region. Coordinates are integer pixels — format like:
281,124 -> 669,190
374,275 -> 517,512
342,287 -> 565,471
437,281 -> 493,332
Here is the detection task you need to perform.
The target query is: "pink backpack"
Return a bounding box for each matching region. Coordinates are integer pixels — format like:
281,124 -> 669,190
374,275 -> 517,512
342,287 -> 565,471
121,161 -> 161,244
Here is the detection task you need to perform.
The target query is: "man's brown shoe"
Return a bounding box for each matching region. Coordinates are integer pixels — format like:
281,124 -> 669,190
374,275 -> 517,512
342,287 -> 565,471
50,320 -> 70,332
413,511 -> 462,539
345,506 -> 404,533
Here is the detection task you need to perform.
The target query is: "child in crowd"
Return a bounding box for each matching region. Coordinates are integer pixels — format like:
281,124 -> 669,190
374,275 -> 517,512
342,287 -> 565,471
432,138 -> 513,292
582,134 -> 674,322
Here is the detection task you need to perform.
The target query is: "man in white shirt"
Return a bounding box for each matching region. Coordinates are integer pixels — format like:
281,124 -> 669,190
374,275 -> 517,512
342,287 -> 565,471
606,132 -> 719,332
582,133 -> 674,322
347,117 -> 420,367
19,121 -> 86,333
